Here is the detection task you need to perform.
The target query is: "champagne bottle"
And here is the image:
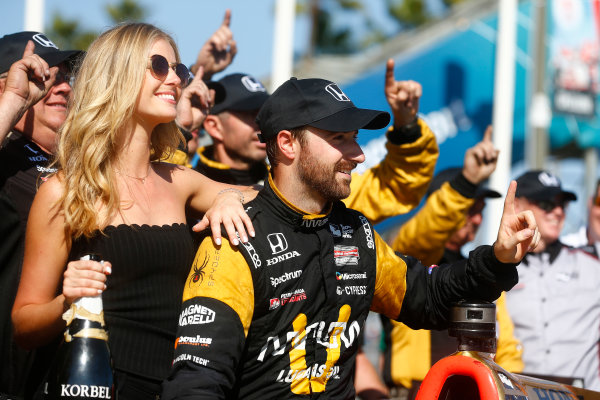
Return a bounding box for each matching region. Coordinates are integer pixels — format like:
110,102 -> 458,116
42,254 -> 115,399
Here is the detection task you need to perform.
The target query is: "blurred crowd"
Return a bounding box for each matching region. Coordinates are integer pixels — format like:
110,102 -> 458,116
1,10 -> 599,400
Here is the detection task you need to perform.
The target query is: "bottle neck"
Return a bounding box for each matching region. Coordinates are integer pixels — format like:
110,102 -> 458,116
64,295 -> 106,336
74,295 -> 104,315
457,336 -> 496,355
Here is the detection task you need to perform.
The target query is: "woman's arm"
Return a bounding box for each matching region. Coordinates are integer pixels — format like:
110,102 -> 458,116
174,165 -> 259,245
11,176 -> 110,348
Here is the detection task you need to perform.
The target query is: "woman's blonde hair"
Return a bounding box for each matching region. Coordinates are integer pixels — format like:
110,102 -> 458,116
56,23 -> 184,240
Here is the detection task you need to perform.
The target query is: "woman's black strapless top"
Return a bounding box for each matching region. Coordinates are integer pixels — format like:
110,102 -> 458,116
69,223 -> 194,380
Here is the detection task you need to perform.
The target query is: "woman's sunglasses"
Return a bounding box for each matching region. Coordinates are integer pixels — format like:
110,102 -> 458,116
147,54 -> 190,86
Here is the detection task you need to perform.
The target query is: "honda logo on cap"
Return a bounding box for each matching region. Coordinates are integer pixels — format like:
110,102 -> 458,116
241,76 -> 266,93
32,34 -> 58,49
538,171 -> 560,187
325,84 -> 350,102
267,233 -> 288,254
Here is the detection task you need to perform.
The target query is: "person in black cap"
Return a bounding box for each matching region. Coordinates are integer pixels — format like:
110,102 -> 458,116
193,72 -> 271,184
0,31 -> 81,399
0,40 -> 53,143
504,170 -> 600,390
196,60 -> 428,399
196,60 -> 441,228
382,127 -> 524,400
162,76 -> 539,400
165,12 -> 232,168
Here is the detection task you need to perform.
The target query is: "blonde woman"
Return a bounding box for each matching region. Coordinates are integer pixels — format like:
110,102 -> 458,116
12,23 -> 255,399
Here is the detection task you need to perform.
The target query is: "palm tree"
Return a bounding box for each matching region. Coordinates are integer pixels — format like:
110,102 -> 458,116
46,0 -> 147,51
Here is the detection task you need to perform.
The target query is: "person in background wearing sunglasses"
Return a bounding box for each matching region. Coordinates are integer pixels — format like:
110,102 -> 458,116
11,23 -> 256,400
504,169 -> 600,390
381,127 -> 524,400
0,31 -> 82,400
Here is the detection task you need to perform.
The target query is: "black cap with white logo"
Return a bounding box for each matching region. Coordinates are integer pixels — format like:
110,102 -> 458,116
256,77 -> 390,142
515,170 -> 577,201
210,73 -> 269,115
0,31 -> 82,74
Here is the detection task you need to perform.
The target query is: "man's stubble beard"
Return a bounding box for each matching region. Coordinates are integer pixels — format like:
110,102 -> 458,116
297,145 -> 356,202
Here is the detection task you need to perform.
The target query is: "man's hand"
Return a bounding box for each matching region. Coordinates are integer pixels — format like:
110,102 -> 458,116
493,181 -> 540,263
462,125 -> 500,185
176,66 -> 211,132
190,10 -> 237,80
3,40 -> 56,112
384,58 -> 421,128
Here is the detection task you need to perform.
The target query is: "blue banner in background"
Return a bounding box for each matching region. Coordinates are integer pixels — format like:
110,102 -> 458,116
339,2 -> 534,232
548,0 -> 600,149
342,1 -> 536,171
335,0 -> 600,234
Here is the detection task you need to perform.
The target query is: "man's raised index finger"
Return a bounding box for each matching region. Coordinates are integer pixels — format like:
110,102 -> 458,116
22,40 -> 35,57
503,180 -> 517,215
385,59 -> 396,89
483,125 -> 493,142
222,9 -> 232,27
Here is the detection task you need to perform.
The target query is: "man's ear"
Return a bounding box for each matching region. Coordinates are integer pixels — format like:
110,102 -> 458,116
0,79 -> 5,94
202,115 -> 224,142
277,130 -> 296,162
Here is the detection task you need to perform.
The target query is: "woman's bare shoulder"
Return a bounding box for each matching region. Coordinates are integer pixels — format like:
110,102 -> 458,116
36,173 -> 65,202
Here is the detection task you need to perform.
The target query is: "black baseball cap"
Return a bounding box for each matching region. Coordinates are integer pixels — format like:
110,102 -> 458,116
205,81 -> 225,105
427,167 -> 502,199
210,73 -> 269,115
0,31 -> 82,74
256,77 -> 390,142
515,170 -> 577,201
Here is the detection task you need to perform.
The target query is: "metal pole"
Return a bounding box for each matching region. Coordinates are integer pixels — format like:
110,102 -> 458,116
584,148 -> 598,201
24,0 -> 45,32
484,0 -> 518,246
527,0 -> 550,169
271,0 -> 297,92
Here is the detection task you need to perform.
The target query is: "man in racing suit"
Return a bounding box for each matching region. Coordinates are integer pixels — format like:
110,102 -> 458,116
193,62 -> 433,399
195,61 -> 438,224
162,77 -> 539,400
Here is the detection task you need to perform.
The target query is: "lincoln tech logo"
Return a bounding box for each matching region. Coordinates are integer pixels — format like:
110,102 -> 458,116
241,75 -> 266,92
325,83 -> 350,102
267,233 -> 288,254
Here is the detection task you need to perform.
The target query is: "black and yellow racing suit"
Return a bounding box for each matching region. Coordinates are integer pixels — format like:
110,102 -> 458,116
193,145 -> 269,186
162,174 -> 518,400
383,175 -> 523,391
